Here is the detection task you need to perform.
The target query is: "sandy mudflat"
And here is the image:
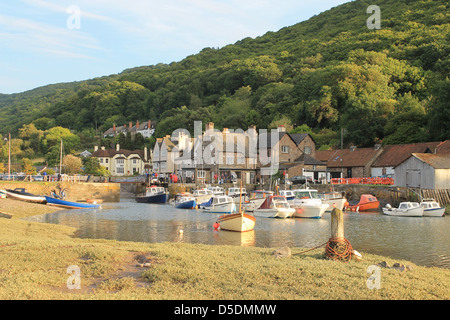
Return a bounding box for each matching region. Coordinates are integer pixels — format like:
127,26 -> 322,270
0,198 -> 63,219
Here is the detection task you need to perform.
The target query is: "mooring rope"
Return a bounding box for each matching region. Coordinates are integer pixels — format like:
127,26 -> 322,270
292,237 -> 354,263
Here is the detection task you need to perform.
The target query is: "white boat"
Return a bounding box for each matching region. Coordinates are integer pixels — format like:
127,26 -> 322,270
420,199 -> 445,217
253,195 -> 295,219
200,195 -> 236,214
319,192 -> 348,212
382,202 -> 423,217
291,189 -> 329,219
207,186 -> 225,196
279,190 -> 295,204
216,212 -> 256,232
242,190 -> 273,212
4,188 -> 47,204
192,188 -> 213,203
227,187 -> 248,203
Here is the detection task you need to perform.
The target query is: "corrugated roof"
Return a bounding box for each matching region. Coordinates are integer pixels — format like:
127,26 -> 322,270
412,153 -> 450,169
372,142 -> 440,167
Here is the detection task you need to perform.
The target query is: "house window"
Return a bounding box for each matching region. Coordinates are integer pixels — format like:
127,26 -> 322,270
116,159 -> 124,164
197,170 -> 206,179
99,158 -> 103,163
304,146 -> 312,155
281,145 -> 289,154
117,168 -> 124,174
105,159 -> 109,163
132,159 -> 138,164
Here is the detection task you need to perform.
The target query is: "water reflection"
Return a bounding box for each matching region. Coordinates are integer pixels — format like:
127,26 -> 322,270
26,199 -> 449,269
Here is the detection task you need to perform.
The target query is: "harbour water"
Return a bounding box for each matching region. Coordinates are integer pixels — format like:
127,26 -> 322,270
27,198 -> 450,269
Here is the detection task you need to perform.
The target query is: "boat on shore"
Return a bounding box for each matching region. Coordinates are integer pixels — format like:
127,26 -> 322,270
382,202 -> 423,217
136,186 -> 169,204
318,191 -> 348,212
291,189 -> 328,219
200,195 -> 236,214
45,196 -> 101,209
0,190 -> 6,199
420,199 -> 445,217
5,188 -> 46,204
253,196 -> 295,219
345,194 -> 379,212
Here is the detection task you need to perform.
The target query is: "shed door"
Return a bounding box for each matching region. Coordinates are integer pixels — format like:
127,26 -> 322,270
406,170 -> 421,188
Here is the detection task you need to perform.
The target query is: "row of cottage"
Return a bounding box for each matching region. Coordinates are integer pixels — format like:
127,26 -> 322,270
92,122 -> 450,189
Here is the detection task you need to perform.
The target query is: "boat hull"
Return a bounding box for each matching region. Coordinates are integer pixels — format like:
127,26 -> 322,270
5,189 -> 46,204
323,198 -> 347,212
202,202 -> 236,214
254,208 -> 295,219
217,213 -> 256,232
382,207 -> 423,217
175,200 -> 197,209
45,196 -> 100,209
136,193 -> 168,203
422,208 -> 445,217
293,204 -> 328,219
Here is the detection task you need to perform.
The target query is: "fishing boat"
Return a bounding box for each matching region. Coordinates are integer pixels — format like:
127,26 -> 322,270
5,188 -> 46,204
420,199 -> 445,217
227,187 -> 248,203
172,193 -> 197,209
253,195 -> 295,219
136,186 -> 169,203
207,186 -> 225,196
45,196 -> 101,209
192,188 -> 213,204
382,202 -> 423,217
279,190 -> 295,203
318,191 -> 348,212
200,195 -> 236,213
291,189 -> 328,219
242,190 -> 273,212
345,194 -> 379,212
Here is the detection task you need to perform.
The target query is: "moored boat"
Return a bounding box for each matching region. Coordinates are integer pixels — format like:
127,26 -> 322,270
291,189 -> 328,219
420,199 -> 445,217
192,188 -> 213,204
200,195 -> 236,213
173,193 -> 197,209
45,196 -> 101,209
227,187 -> 248,203
279,190 -> 295,203
136,186 -> 169,204
345,194 -> 379,212
242,190 -> 273,212
216,212 -> 256,232
5,188 -> 46,204
253,195 -> 295,219
318,191 -> 347,212
382,202 -> 423,217
207,186 -> 225,196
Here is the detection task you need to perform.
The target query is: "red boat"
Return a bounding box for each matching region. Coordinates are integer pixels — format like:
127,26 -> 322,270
345,194 -> 379,212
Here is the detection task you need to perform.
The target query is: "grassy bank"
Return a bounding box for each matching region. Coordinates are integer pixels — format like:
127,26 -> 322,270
0,198 -> 448,300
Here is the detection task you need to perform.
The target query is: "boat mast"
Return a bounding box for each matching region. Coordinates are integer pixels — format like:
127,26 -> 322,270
59,139 -> 63,179
8,133 -> 11,180
239,180 -> 242,215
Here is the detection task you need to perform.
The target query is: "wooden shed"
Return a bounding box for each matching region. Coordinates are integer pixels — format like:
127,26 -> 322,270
394,153 -> 450,189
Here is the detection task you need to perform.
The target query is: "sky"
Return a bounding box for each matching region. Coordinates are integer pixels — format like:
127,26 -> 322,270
0,0 -> 349,94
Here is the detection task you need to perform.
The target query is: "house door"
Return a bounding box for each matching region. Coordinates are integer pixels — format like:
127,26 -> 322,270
347,168 -> 352,178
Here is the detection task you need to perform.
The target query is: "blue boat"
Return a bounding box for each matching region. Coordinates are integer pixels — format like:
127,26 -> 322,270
172,193 -> 197,209
136,186 -> 169,204
45,196 -> 101,209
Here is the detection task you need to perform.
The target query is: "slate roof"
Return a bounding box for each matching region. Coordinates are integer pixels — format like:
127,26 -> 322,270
372,142 -> 441,167
316,148 -> 380,168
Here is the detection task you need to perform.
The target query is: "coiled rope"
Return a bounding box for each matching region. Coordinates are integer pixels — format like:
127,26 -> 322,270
293,237 -> 354,262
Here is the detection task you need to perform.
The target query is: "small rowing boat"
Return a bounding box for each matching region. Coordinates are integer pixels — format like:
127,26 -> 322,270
45,196 -> 101,209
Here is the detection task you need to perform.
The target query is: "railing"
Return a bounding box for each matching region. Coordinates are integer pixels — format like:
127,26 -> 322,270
331,177 -> 394,185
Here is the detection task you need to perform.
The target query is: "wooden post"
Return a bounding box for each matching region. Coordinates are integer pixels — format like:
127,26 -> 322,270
330,207 -> 344,239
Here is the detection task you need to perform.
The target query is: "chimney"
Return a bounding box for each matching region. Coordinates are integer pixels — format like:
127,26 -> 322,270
278,125 -> 286,132
144,146 -> 148,161
101,146 -> 105,150
223,128 -> 229,134
94,146 -> 98,152
206,122 -> 214,132
129,122 -> 133,130
374,144 -> 381,150
116,144 -> 120,151
136,120 -> 139,129
350,146 -> 357,152
113,124 -> 116,132
148,120 -> 151,129
156,138 -> 163,143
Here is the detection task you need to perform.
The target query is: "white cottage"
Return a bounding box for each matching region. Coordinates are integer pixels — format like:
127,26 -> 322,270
394,153 -> 450,189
